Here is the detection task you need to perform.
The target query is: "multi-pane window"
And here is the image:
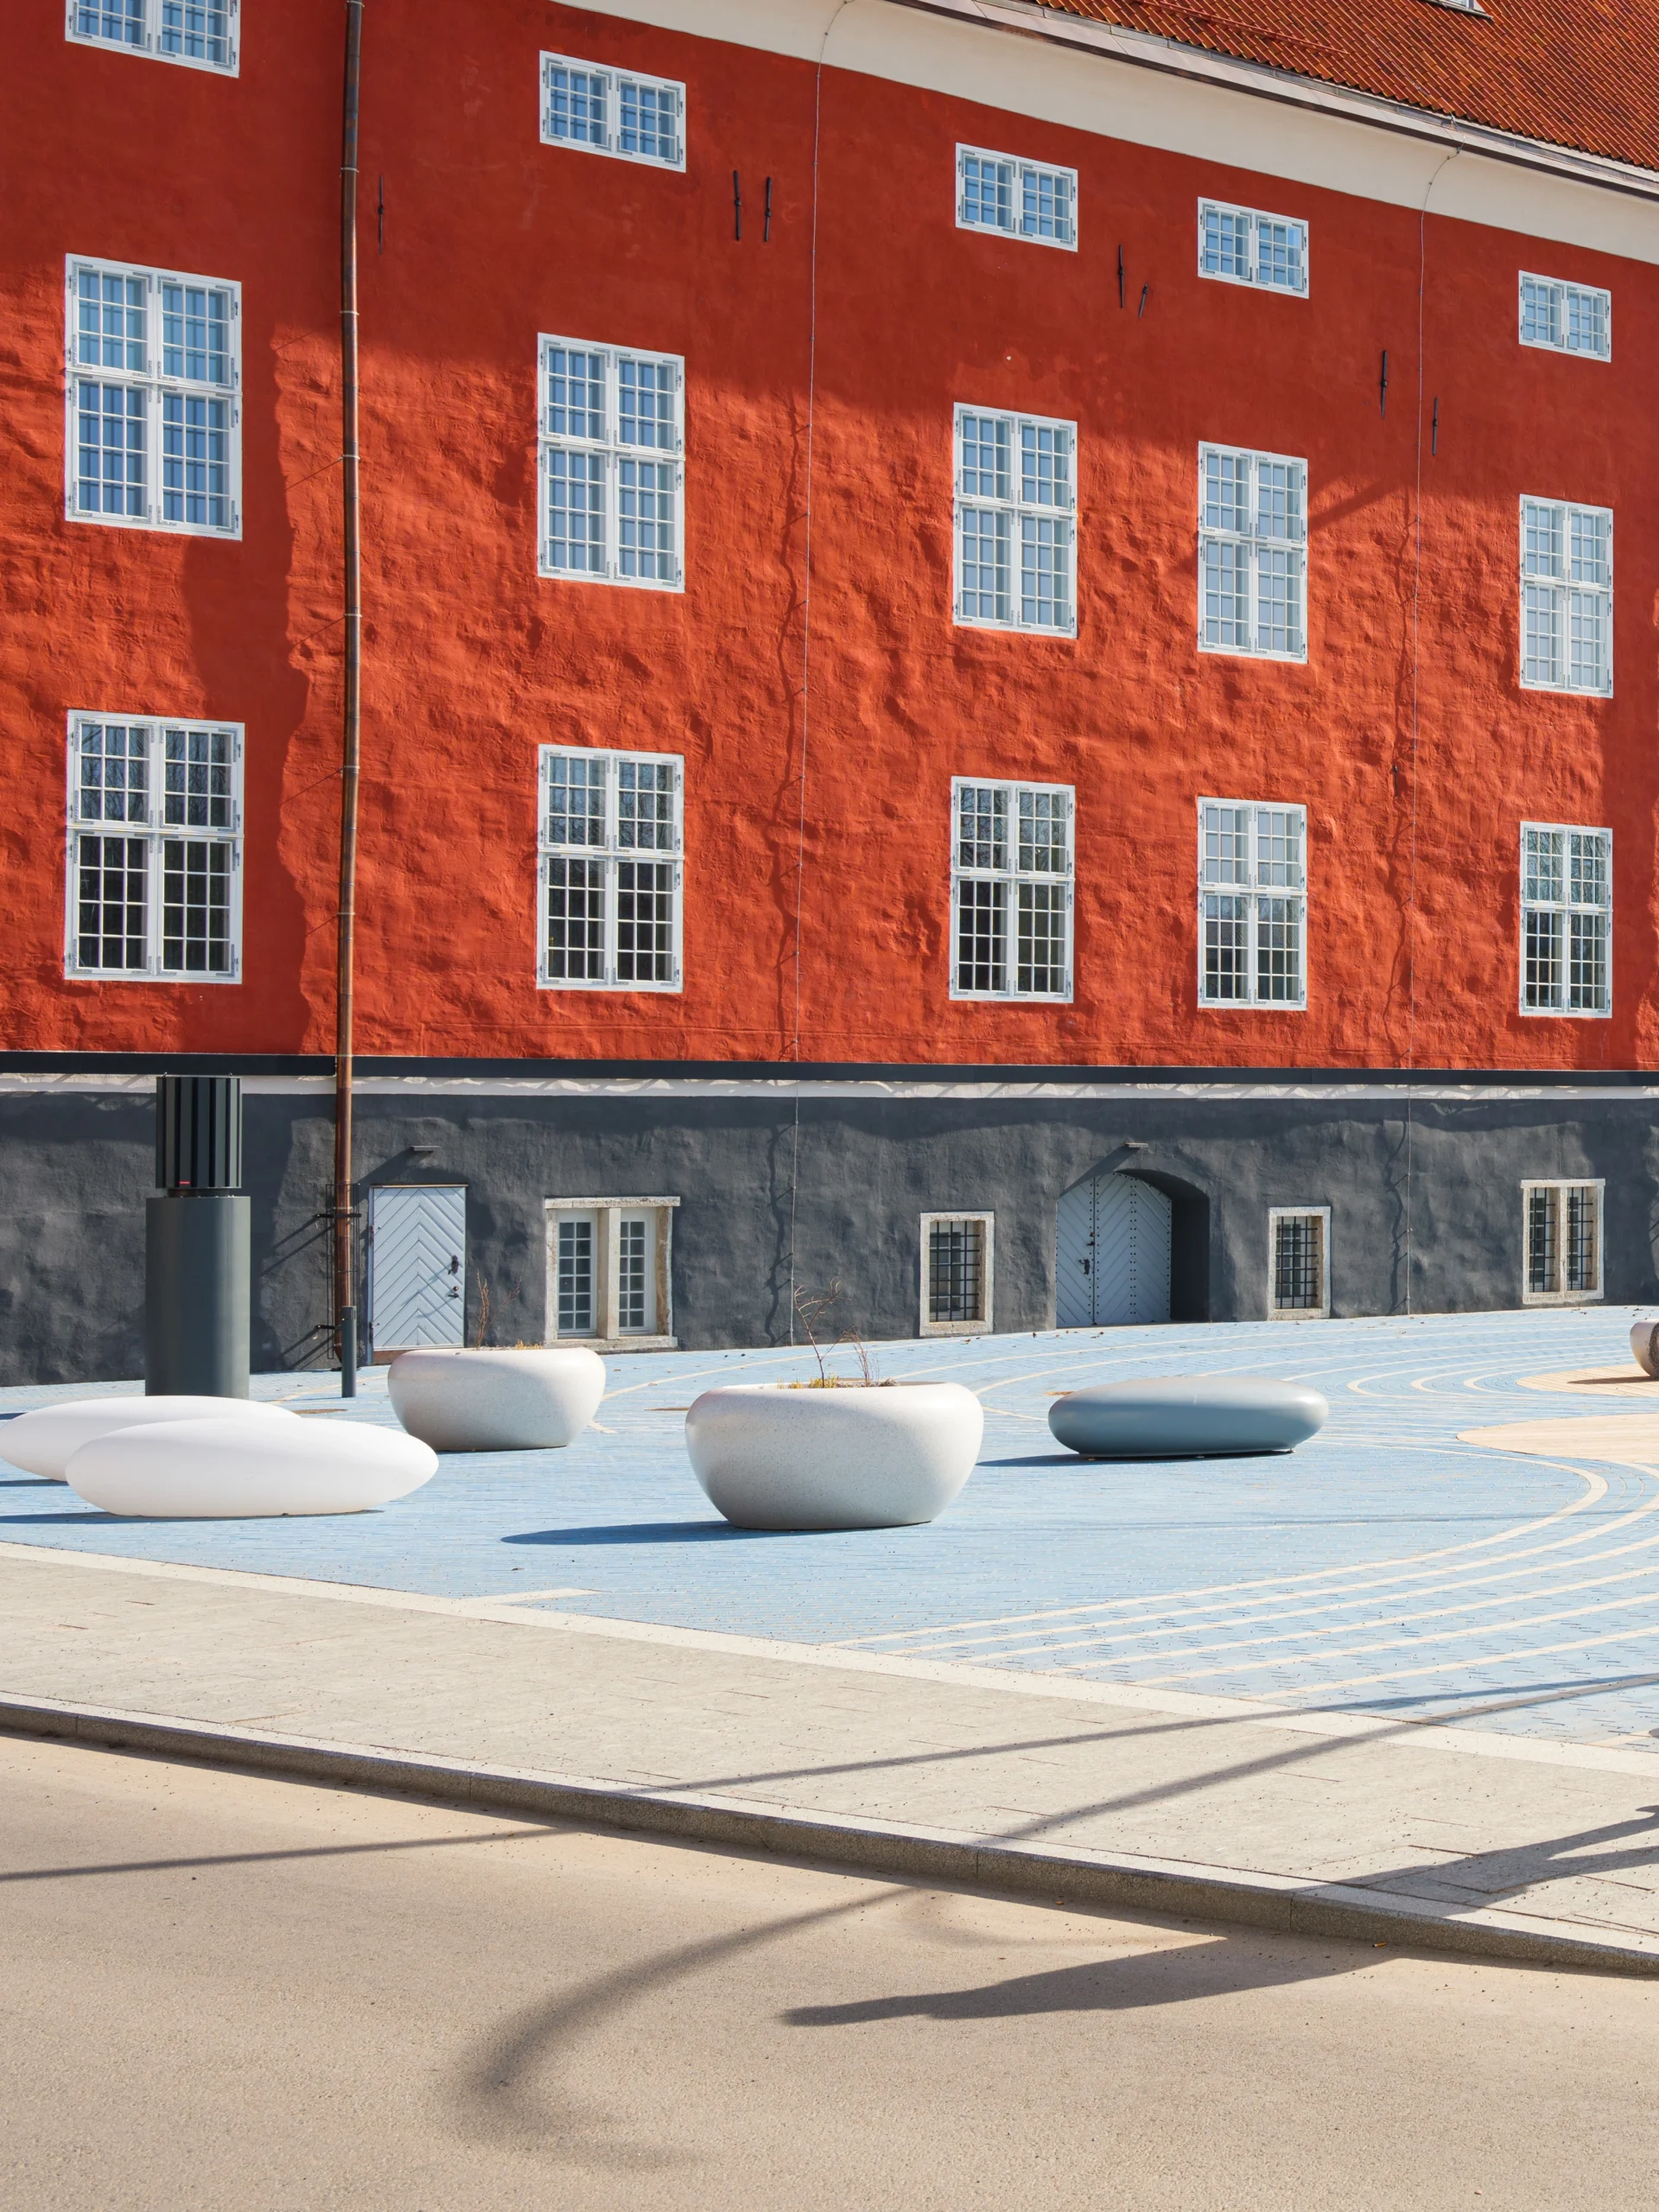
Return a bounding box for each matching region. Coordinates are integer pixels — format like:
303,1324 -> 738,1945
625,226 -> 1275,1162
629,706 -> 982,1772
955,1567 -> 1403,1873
1198,799 -> 1307,1009
1520,823 -> 1611,1017
540,54 -> 685,169
1269,1209 -> 1330,1319
954,405 -> 1077,636
1519,273 -> 1611,361
921,1213 -> 994,1335
539,747 -> 683,991
1520,498 -> 1612,696
950,779 -> 1073,1001
1198,200 -> 1308,296
546,1198 -> 677,1344
66,258 -> 240,537
1198,445 -> 1306,659
65,715 -> 242,981
67,0 -> 238,71
539,337 -> 683,590
956,145 -> 1077,249
1523,1181 -> 1603,1304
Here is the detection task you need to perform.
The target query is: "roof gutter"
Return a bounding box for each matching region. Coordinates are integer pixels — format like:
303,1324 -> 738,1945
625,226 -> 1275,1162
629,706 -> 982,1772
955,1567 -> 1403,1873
886,0 -> 1659,207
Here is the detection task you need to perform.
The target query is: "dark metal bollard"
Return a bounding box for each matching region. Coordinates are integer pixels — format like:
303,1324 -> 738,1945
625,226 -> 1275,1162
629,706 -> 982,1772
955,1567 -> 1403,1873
145,1075 -> 251,1398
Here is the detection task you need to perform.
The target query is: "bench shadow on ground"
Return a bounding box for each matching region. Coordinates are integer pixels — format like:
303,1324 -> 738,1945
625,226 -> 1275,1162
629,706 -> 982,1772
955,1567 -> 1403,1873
503,1522 -> 778,1547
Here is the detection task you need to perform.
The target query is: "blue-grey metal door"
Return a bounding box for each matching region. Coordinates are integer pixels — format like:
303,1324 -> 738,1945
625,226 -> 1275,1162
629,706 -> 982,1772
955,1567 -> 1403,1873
366,1185 -> 466,1352
1056,1173 -> 1172,1327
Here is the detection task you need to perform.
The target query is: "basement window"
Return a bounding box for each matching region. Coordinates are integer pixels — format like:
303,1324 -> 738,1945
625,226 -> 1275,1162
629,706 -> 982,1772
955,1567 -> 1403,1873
1520,273 -> 1611,361
921,1213 -> 995,1336
957,145 -> 1077,249
1523,1182 -> 1603,1304
1269,1209 -> 1330,1319
545,1198 -> 679,1349
542,54 -> 685,170
67,0 -> 238,72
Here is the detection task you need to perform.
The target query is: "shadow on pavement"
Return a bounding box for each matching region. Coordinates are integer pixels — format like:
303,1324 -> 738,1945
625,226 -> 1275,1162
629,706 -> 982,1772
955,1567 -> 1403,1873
503,1521 -> 778,1547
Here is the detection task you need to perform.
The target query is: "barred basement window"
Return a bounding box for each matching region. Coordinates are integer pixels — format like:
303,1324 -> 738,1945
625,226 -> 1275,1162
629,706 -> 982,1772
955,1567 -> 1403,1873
1520,498 -> 1611,696
1519,273 -> 1611,362
1269,1208 -> 1330,1319
538,337 -> 683,591
950,779 -> 1074,1001
1198,445 -> 1306,660
66,258 -> 241,537
1522,1180 -> 1603,1304
65,715 -> 242,981
538,746 -> 683,992
956,145 -> 1077,249
541,53 -> 685,169
954,404 -> 1077,636
1198,199 -> 1308,296
67,0 -> 238,72
1198,798 -> 1307,1009
921,1212 -> 994,1336
1520,823 -> 1611,1017
545,1197 -> 679,1348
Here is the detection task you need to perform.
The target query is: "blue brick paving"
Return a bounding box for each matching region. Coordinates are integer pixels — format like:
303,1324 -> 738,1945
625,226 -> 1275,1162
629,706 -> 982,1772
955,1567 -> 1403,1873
4,1308 -> 1659,1754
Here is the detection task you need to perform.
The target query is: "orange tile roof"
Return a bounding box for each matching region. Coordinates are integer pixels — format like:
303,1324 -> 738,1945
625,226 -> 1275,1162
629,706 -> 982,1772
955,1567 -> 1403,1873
1031,1 -> 1659,173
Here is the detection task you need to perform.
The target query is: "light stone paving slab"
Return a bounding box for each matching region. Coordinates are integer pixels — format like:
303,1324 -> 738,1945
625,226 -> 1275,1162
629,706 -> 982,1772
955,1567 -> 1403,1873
5,1541 -> 1659,1968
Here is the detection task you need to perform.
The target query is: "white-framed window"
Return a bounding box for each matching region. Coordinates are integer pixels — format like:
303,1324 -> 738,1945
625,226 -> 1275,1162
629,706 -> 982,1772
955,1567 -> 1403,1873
1269,1207 -> 1330,1319
1521,823 -> 1611,1018
954,404 -> 1077,636
1522,1181 -> 1603,1305
1198,445 -> 1306,660
537,337 -> 683,591
950,779 -> 1073,1001
67,0 -> 238,72
1198,798 -> 1307,1009
1198,199 -> 1308,296
540,53 -> 685,170
1520,498 -> 1611,696
545,1197 -> 678,1349
66,257 -> 241,538
920,1212 -> 994,1336
1519,273 -> 1611,361
956,145 -> 1077,249
64,715 -> 242,982
537,747 -> 683,992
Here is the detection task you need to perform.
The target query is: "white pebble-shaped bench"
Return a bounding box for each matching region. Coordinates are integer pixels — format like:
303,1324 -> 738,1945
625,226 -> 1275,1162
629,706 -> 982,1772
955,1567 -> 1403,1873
65,1416 -> 437,1518
387,1347 -> 606,1452
1630,1323 -> 1659,1379
1048,1377 -> 1330,1459
685,1382 -> 982,1532
1,1395 -> 302,1484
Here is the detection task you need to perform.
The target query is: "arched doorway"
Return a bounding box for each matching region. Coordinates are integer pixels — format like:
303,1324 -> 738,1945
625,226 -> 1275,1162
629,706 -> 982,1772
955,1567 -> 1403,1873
1056,1171 -> 1173,1326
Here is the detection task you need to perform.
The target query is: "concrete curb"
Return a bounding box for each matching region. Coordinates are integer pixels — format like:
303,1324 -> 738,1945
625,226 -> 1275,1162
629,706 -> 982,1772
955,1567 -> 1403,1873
7,1691 -> 1657,1978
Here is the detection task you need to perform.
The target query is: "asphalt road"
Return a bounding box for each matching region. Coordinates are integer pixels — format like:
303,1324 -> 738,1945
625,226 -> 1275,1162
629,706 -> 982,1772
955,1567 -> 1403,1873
3,1734 -> 1657,2211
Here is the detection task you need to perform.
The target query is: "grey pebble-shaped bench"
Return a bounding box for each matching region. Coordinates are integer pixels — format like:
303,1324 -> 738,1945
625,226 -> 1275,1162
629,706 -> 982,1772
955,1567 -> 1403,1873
1048,1376 -> 1330,1460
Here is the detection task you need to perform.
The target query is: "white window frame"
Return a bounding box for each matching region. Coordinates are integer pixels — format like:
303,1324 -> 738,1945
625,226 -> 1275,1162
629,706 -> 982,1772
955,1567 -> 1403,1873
67,0 -> 238,73
537,746 -> 683,993
1268,1207 -> 1331,1319
1519,822 -> 1611,1020
1198,198 -> 1309,296
1197,798 -> 1307,1011
544,1197 -> 678,1351
1519,272 -> 1611,361
1519,496 -> 1612,696
949,778 -> 1073,1002
953,404 -> 1077,638
1522,1180 -> 1604,1306
65,256 -> 242,538
919,1211 -> 995,1338
540,53 -> 685,170
956,144 -> 1077,250
537,335 -> 684,591
1198,444 -> 1307,661
64,713 -> 243,982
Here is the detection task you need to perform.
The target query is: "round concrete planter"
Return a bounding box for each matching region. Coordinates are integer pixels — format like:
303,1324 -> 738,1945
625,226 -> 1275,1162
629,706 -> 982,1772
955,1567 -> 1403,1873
1048,1376 -> 1329,1460
1631,1323 -> 1659,1379
684,1382 -> 983,1532
1,1395 -> 301,1484
64,1415 -> 437,1518
387,1346 -> 606,1452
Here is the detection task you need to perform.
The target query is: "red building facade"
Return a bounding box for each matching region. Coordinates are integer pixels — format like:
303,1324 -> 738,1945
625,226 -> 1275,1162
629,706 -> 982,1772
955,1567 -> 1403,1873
3,0 -> 1658,1376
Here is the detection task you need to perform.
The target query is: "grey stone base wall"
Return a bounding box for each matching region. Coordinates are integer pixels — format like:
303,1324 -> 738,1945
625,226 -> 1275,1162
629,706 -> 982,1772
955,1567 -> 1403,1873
0,1079 -> 1655,1386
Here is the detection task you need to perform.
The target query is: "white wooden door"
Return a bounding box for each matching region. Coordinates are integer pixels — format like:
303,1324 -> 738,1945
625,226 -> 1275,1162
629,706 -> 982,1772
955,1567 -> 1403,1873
1056,1173 -> 1172,1327
366,1185 -> 467,1352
